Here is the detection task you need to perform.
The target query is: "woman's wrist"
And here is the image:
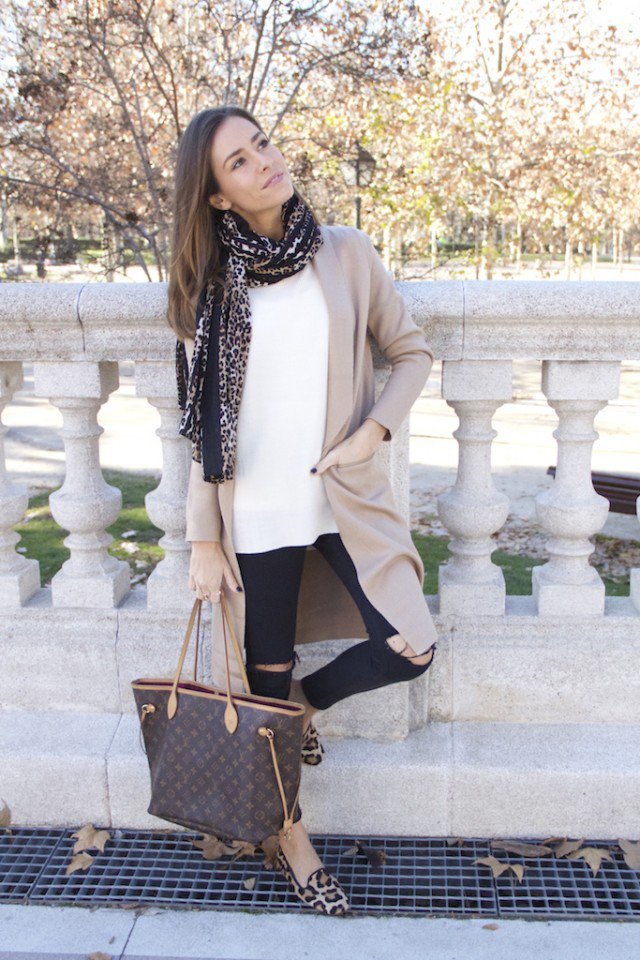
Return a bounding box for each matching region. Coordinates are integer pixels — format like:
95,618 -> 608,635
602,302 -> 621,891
362,417 -> 388,443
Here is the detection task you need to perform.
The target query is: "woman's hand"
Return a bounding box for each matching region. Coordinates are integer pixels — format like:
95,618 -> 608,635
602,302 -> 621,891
188,540 -> 242,603
311,418 -> 387,475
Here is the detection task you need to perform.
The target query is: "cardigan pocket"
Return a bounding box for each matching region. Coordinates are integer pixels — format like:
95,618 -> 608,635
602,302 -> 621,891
336,451 -> 377,468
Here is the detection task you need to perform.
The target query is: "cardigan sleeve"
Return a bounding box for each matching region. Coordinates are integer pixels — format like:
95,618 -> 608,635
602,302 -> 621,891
183,335 -> 222,543
361,232 -> 434,442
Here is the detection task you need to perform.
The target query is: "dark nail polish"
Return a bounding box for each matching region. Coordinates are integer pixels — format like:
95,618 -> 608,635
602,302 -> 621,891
310,467 -> 317,473
236,585 -> 243,592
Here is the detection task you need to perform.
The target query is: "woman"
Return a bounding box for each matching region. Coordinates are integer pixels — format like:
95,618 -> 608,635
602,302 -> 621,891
168,105 -> 439,916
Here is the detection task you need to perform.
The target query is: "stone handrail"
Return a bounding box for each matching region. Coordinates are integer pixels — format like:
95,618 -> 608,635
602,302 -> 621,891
0,279 -> 639,621
2,279 -> 640,359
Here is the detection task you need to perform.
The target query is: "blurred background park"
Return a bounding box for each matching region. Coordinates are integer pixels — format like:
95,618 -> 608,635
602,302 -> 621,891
1,0 -> 639,594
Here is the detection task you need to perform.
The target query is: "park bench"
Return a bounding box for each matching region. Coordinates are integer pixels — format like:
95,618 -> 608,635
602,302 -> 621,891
547,467 -> 640,515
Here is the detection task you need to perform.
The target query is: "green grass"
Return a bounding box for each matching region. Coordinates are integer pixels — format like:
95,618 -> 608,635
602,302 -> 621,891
412,531 -> 630,596
14,469 -> 632,596
16,470 -> 164,586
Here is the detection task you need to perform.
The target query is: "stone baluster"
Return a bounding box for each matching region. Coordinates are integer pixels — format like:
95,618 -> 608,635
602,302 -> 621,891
0,362 -> 41,605
32,361 -> 130,607
632,498 -> 640,612
437,360 -> 512,615
135,360 -> 191,610
372,363 -> 413,522
370,326 -> 423,522
532,360 -> 620,615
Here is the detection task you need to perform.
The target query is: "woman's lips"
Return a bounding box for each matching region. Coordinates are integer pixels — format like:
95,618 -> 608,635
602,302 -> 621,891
263,172 -> 284,189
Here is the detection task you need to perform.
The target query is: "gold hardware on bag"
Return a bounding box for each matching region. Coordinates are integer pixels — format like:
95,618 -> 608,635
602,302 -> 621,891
140,703 -> 156,723
138,703 -> 157,754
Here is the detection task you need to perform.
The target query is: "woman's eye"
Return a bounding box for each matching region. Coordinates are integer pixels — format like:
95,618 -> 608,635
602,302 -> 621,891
232,138 -> 270,169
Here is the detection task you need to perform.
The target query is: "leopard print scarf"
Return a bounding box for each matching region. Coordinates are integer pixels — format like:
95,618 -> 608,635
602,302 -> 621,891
175,193 -> 323,483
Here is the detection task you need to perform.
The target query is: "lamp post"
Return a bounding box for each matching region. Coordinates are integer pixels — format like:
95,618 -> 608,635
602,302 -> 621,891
339,140 -> 376,230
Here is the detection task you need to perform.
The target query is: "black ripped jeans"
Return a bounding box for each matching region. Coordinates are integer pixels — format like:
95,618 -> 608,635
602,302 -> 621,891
236,531 -> 437,707
236,532 -> 437,823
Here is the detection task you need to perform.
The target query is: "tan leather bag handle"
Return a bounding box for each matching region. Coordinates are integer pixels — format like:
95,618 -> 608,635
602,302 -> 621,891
167,595 -> 251,722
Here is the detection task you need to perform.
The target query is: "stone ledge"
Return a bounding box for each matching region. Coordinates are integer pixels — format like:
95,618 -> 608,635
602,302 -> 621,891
1,592 -> 639,725
2,710 -> 638,838
3,280 -> 640,361
0,710 -> 121,825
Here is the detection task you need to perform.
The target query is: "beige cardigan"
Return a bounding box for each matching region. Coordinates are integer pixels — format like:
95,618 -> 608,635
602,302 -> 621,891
183,224 -> 437,690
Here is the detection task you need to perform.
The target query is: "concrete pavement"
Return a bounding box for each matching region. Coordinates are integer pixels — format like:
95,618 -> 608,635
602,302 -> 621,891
1,903 -> 639,960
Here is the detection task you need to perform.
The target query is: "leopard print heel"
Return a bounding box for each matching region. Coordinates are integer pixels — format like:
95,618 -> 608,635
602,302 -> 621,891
275,845 -> 350,915
301,721 -> 325,765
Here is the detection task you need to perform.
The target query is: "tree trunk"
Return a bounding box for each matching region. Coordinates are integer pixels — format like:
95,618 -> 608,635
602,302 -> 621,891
564,239 -> 572,280
430,222 -> 437,274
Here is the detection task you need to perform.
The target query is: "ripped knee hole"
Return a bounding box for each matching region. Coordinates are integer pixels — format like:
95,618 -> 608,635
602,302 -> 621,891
384,635 -> 437,667
251,660 -> 295,672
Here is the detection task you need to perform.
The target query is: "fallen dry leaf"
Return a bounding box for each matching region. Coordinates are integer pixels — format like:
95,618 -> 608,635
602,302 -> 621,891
0,800 -> 11,830
475,855 -> 510,878
192,832 -> 278,869
259,835 -> 280,869
70,824 -> 111,855
475,856 -> 526,882
192,835 -> 240,860
482,922 -> 500,930
618,839 -> 640,872
566,846 -> 613,876
337,840 -> 387,867
356,842 -> 387,869
87,953 -> 112,960
490,840 -> 552,858
65,851 -> 94,875
243,876 -> 257,890
446,837 -> 467,847
228,839 -> 260,862
551,838 -> 585,858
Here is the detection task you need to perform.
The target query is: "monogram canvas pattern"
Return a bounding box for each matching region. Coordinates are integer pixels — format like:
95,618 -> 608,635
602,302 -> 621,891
133,681 -> 304,845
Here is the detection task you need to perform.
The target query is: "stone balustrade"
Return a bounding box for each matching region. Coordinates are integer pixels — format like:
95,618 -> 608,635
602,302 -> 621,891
1,278 -> 639,616
1,278 -> 640,836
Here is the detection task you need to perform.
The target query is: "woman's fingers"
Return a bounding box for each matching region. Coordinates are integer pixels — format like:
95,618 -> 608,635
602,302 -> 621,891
223,562 -> 242,593
194,581 -> 222,602
188,546 -> 242,600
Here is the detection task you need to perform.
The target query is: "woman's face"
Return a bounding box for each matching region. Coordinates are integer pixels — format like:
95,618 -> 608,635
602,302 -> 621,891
208,115 -> 294,233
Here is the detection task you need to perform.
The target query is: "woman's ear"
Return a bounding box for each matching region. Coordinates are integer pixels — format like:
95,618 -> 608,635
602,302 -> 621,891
208,194 -> 228,211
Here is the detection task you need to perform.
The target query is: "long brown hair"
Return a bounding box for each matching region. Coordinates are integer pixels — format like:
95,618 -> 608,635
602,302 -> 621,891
167,105 -> 320,341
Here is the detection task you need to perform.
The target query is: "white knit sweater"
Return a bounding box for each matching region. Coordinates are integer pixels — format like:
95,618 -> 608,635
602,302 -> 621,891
230,258 -> 340,554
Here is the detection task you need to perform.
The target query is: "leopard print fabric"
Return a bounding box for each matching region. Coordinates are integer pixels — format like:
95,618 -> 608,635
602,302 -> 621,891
301,721 -> 325,765
275,846 -> 350,915
176,193 -> 324,483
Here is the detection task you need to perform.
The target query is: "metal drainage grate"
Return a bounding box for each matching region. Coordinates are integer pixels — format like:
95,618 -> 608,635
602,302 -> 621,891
1,828 -> 639,920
